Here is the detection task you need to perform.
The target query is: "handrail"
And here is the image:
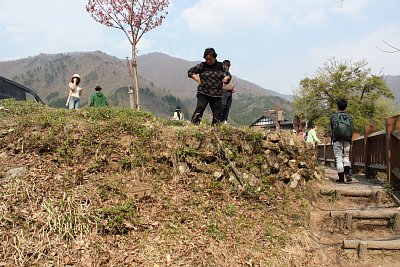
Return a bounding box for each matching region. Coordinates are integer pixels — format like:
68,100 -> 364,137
353,136 -> 364,141
392,130 -> 400,141
367,130 -> 386,138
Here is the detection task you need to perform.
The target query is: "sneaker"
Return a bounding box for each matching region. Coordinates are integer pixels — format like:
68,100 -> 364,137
344,166 -> 352,182
336,172 -> 345,183
345,173 -> 352,182
223,120 -> 228,125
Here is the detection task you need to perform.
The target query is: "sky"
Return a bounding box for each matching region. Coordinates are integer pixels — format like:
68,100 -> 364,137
0,0 -> 399,95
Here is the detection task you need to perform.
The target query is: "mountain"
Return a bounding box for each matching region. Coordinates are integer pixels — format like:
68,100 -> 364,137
0,51 -> 291,124
384,75 -> 400,103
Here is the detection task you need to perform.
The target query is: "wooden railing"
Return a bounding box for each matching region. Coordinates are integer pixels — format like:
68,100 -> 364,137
317,115 -> 400,191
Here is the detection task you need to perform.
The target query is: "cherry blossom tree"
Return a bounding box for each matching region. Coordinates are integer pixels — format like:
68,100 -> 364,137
86,0 -> 169,110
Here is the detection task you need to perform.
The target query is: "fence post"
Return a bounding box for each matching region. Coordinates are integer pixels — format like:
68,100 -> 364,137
364,125 -> 378,179
275,105 -> 281,131
323,138 -> 327,165
387,117 -> 392,185
351,132 -> 361,172
386,115 -> 400,190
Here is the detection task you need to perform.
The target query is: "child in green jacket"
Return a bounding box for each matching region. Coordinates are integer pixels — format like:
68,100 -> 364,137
90,86 -> 108,107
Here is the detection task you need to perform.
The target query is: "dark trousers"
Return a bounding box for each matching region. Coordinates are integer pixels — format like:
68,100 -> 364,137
191,92 -> 222,125
221,91 -> 232,122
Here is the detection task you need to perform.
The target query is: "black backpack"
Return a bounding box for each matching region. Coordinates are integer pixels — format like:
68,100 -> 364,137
333,112 -> 353,141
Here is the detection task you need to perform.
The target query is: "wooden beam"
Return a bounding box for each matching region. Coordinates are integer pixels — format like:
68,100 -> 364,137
392,167 -> 400,180
320,188 -> 384,197
368,130 -> 386,138
330,210 -> 398,219
392,130 -> 400,141
368,164 -> 387,172
343,239 -> 400,250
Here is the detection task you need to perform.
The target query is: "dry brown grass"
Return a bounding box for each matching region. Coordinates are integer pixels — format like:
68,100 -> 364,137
0,100 -> 321,266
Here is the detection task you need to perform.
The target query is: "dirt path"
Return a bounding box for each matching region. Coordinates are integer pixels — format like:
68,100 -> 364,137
309,167 -> 400,266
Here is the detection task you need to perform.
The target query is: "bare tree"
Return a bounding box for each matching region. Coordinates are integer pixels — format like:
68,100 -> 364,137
86,0 -> 170,110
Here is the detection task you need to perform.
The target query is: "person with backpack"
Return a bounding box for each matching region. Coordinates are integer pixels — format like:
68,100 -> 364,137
89,86 -> 108,107
188,48 -> 231,125
330,98 -> 354,183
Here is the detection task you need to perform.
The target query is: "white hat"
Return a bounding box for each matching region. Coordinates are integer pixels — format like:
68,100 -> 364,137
71,74 -> 81,82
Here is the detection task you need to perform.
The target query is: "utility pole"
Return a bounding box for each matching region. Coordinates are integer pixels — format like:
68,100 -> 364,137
126,57 -> 135,109
275,105 -> 281,131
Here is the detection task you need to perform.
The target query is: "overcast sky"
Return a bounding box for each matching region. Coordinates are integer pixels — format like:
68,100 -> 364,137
0,0 -> 399,95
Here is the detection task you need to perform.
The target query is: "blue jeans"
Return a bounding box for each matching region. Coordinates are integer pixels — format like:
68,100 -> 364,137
69,96 -> 80,110
333,141 -> 351,173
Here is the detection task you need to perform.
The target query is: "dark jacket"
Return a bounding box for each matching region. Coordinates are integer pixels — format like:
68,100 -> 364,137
188,61 -> 231,97
90,92 -> 108,107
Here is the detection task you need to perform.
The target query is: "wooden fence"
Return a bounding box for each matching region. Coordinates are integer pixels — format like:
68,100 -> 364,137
317,115 -> 400,191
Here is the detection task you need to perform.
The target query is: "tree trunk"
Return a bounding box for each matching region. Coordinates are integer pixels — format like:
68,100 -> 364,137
131,47 -> 140,110
132,62 -> 140,111
126,58 -> 135,109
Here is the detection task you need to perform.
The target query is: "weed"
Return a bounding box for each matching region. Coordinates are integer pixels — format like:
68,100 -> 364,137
43,191 -> 95,240
261,174 -> 274,186
37,114 -> 52,128
178,147 -> 199,158
193,131 -> 204,141
210,180 -> 224,191
251,131 -> 265,143
86,107 -> 113,121
120,156 -> 133,171
57,138 -> 73,162
176,129 -> 186,140
264,219 -> 275,240
254,154 -> 265,165
205,220 -> 226,240
295,191 -> 303,200
241,185 -> 261,201
191,185 -> 203,193
224,204 -> 237,217
162,119 -> 185,126
328,191 -> 338,202
97,199 -> 138,235
384,182 -> 394,198
99,184 -> 125,201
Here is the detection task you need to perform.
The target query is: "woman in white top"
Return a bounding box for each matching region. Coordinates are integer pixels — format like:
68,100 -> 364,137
66,74 -> 83,110
172,107 -> 184,121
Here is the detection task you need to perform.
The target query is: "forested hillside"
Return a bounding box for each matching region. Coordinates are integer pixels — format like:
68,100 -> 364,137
384,75 -> 400,103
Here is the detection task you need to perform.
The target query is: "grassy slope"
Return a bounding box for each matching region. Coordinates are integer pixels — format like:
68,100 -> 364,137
0,100 -> 319,266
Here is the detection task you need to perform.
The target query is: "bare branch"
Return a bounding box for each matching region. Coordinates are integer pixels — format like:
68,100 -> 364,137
377,40 -> 400,53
